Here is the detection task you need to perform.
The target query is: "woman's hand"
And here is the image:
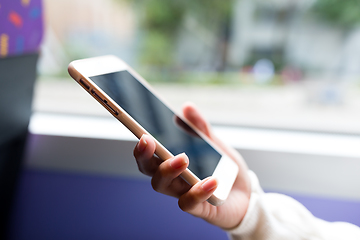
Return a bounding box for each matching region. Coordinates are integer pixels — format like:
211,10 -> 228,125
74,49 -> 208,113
133,102 -> 251,229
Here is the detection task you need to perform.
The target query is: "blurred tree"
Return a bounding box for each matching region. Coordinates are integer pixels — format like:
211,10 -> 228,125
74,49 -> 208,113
123,0 -> 234,71
134,0 -> 184,66
312,0 -> 360,29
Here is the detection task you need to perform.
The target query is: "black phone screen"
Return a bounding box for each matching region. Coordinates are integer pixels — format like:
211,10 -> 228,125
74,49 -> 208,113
90,71 -> 222,180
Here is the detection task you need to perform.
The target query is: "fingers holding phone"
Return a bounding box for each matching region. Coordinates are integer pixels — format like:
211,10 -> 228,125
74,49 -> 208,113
135,134 -> 192,198
134,134 -> 220,216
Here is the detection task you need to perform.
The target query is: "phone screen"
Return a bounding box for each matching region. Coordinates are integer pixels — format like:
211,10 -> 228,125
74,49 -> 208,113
90,71 -> 222,180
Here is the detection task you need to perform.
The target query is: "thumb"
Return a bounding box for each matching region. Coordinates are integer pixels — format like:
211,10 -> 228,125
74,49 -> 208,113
182,102 -> 212,138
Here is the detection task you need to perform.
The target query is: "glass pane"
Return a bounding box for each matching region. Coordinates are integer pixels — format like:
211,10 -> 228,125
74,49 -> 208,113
36,0 -> 360,134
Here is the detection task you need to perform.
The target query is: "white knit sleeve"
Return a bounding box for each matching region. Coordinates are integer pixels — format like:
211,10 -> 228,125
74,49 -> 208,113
226,171 -> 360,240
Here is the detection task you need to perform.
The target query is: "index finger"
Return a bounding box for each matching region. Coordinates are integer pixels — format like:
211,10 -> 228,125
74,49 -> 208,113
134,134 -> 163,177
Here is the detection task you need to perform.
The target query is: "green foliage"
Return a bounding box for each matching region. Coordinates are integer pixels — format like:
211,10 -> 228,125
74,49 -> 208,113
141,0 -> 184,35
184,0 -> 233,25
125,0 -> 234,67
312,0 -> 360,28
139,30 -> 174,65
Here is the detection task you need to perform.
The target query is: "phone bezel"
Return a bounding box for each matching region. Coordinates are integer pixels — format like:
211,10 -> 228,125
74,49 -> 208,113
68,55 -> 238,205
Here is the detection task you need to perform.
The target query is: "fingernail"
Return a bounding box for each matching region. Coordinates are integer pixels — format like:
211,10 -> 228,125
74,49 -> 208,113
201,178 -> 217,192
137,136 -> 147,152
170,153 -> 188,169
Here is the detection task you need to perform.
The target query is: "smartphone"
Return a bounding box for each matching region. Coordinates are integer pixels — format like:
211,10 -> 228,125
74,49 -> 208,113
68,55 -> 238,206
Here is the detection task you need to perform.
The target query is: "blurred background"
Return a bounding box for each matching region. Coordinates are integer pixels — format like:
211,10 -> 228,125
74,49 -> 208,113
36,0 -> 360,134
2,0 -> 360,239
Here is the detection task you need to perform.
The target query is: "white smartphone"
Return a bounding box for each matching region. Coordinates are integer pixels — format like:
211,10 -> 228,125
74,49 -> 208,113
68,55 -> 238,206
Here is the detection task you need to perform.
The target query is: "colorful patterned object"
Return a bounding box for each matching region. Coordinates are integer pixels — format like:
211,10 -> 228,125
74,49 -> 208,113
0,0 -> 43,58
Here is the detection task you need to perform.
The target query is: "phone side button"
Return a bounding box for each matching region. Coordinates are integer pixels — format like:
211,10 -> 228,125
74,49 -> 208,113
103,100 -> 119,116
79,78 -> 90,90
90,90 -> 119,116
107,104 -> 119,116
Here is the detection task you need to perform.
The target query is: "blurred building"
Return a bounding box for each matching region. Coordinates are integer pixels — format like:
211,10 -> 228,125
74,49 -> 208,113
230,0 -> 360,81
39,0 -> 360,82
